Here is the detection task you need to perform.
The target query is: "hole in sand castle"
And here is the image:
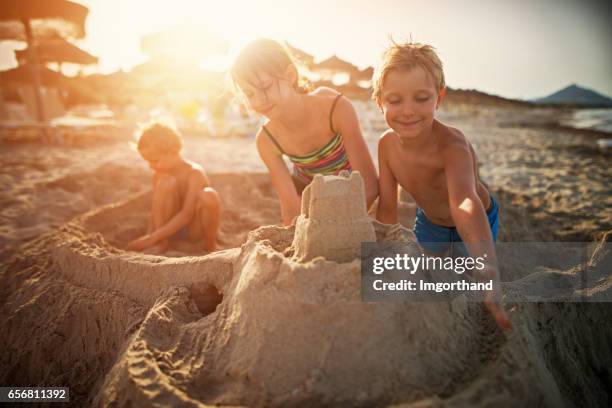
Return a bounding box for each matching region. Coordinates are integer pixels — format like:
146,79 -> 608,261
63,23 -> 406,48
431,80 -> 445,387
189,282 -> 223,316
82,173 -> 283,257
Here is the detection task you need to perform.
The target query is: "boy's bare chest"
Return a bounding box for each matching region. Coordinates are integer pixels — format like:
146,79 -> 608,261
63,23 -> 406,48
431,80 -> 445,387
389,149 -> 449,204
172,172 -> 191,201
391,148 -> 444,184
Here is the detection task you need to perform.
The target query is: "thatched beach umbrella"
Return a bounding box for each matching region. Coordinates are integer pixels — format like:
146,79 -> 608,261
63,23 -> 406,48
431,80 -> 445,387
315,55 -> 359,75
285,42 -> 315,67
351,66 -> 374,82
15,37 -> 98,69
130,59 -> 199,76
83,70 -> 135,89
135,27 -> 228,96
337,80 -> 371,100
141,25 -> 228,60
0,64 -> 65,86
1,0 -> 89,122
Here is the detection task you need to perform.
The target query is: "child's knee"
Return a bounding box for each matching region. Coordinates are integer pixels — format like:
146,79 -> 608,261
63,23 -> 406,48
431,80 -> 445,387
198,188 -> 221,211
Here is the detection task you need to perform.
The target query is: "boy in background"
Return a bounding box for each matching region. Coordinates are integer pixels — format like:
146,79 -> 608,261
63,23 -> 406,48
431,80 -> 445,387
127,123 -> 220,254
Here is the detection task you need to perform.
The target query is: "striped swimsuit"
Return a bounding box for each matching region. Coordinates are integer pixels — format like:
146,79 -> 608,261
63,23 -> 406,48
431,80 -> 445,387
262,93 -> 351,190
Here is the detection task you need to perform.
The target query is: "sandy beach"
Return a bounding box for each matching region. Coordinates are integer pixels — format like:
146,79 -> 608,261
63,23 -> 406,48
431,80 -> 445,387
0,100 -> 611,407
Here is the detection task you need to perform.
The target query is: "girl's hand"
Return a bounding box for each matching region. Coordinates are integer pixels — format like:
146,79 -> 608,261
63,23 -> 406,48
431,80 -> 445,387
127,235 -> 154,251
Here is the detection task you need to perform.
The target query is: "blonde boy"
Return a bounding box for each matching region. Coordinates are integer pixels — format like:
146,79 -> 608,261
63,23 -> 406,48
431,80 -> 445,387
127,123 -> 220,254
374,41 -> 511,331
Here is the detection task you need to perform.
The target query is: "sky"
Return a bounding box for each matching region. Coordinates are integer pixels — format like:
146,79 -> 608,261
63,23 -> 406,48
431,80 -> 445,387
1,0 -> 610,100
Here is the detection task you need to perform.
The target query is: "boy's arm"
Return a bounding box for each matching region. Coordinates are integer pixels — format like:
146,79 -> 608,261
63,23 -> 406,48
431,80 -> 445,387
443,141 -> 494,250
443,140 -> 512,331
144,170 -> 205,245
376,134 -> 398,224
256,129 -> 301,225
146,174 -> 158,234
333,96 -> 379,209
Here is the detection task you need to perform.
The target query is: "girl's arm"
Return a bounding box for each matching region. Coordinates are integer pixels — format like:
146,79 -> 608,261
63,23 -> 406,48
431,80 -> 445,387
332,96 -> 379,209
376,132 -> 398,224
256,129 -> 301,225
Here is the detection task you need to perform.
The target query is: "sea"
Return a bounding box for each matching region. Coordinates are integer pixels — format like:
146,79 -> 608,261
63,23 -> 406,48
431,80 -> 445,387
560,108 -> 612,133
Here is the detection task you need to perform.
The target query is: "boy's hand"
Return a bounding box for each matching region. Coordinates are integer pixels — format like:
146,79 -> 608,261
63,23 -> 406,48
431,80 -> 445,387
484,291 -> 513,332
477,266 -> 513,332
127,234 -> 154,251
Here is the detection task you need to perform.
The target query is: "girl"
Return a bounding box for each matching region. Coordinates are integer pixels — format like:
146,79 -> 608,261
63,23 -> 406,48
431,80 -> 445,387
231,39 -> 378,225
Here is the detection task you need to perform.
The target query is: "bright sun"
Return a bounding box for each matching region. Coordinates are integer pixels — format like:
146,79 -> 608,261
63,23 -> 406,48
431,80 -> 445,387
78,0 -> 287,73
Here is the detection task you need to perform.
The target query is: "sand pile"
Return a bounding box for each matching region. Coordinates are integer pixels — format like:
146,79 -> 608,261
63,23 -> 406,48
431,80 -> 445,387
1,172 -> 611,407
48,172 -> 284,304
91,173 -> 482,406
0,171 -> 279,406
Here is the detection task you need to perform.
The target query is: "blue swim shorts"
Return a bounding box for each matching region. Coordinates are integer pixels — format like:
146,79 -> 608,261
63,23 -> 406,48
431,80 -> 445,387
414,195 -> 499,255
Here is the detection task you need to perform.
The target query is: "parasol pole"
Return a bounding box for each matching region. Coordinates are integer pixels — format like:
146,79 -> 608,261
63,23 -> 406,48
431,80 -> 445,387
22,18 -> 45,123
0,88 -> 6,119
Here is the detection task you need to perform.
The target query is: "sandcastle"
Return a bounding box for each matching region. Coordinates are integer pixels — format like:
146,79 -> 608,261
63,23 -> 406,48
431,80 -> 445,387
292,171 -> 376,263
3,172 -> 611,407
86,173 -> 487,406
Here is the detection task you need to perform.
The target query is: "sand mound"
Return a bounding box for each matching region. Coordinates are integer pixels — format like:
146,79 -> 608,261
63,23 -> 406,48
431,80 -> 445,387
46,172 -> 283,305
1,173 -> 611,407
93,174 -> 612,407
92,174 -> 483,406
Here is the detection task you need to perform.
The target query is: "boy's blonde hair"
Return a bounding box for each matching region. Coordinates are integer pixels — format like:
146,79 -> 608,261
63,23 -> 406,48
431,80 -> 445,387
230,38 -> 311,97
372,41 -> 445,106
136,122 -> 183,153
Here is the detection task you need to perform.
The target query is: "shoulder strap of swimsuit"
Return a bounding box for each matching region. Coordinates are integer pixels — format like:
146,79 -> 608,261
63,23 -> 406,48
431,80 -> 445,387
261,125 -> 286,155
329,93 -> 343,134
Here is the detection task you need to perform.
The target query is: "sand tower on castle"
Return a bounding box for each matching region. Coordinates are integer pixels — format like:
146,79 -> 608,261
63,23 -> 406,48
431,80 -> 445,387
292,171 -> 376,263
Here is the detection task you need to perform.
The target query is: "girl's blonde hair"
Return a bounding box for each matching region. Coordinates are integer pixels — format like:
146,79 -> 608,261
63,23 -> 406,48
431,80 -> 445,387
372,40 -> 445,106
230,38 -> 311,98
